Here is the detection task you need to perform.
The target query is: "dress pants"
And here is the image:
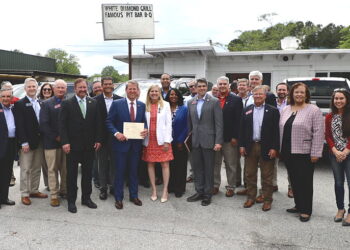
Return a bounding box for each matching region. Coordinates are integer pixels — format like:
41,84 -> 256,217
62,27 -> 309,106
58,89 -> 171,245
41,154 -> 49,187
20,142 -> 45,197
284,154 -> 314,215
45,148 -> 67,199
98,140 -> 115,191
214,142 -> 238,190
114,150 -> 140,201
245,142 -> 274,202
192,146 -> 215,198
0,138 -> 16,202
66,150 -> 94,203
169,143 -> 188,194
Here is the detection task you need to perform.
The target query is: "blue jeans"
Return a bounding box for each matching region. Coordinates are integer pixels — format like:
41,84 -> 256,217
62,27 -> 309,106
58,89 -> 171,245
330,153 -> 350,213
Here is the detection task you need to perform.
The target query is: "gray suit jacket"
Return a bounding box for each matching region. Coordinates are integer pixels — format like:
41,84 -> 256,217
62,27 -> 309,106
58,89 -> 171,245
187,94 -> 224,149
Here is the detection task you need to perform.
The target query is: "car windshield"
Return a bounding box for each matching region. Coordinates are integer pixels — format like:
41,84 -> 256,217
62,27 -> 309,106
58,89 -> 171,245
287,80 -> 350,97
113,79 -> 161,102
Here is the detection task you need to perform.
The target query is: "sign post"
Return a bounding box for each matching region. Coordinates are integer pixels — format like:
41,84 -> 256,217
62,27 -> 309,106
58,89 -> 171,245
101,4 -> 155,80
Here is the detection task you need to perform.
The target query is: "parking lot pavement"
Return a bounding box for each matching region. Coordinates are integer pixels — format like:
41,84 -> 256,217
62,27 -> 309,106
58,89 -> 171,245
1,160 -> 350,250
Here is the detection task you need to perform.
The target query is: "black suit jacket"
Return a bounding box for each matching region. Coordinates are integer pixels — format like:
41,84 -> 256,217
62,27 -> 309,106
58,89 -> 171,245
266,92 -> 277,107
94,93 -> 122,145
239,104 -> 280,160
222,93 -> 243,142
0,105 -> 17,158
59,96 -> 102,151
39,97 -> 63,149
14,96 -> 42,150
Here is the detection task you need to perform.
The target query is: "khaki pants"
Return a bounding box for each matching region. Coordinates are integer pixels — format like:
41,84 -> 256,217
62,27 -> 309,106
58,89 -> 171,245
245,142 -> 274,202
20,143 -> 45,197
214,142 -> 238,189
45,148 -> 67,199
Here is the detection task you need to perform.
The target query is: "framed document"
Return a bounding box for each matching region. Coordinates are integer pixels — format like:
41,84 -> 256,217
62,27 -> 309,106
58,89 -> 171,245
123,122 -> 144,139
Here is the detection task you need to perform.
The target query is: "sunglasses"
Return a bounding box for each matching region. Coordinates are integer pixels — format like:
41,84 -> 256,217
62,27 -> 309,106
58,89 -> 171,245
43,88 -> 52,92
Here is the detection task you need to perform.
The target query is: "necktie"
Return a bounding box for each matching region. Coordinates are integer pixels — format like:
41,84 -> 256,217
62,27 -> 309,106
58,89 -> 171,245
32,100 -> 40,121
130,102 -> 135,121
79,99 -> 86,118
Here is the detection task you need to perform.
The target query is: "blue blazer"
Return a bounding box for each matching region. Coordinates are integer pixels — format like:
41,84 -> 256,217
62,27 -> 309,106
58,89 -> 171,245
172,105 -> 188,144
106,98 -> 146,152
0,105 -> 17,158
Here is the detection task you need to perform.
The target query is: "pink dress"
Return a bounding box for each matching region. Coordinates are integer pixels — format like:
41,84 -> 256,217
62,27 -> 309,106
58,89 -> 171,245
142,103 -> 174,163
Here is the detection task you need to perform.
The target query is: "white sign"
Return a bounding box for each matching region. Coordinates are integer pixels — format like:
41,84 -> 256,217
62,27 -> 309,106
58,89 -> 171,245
102,3 -> 154,40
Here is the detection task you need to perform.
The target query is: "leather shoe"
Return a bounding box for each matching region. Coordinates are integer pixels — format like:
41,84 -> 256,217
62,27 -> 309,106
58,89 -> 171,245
299,215 -> 311,222
286,207 -> 299,213
262,202 -> 272,211
201,198 -> 211,206
273,186 -> 278,192
68,202 -> 77,213
287,188 -> 294,198
82,199 -> 97,209
21,197 -> 31,205
243,199 -> 255,208
187,193 -> 204,202
1,199 -> 15,205
175,192 -> 183,198
130,198 -> 142,206
50,198 -> 60,207
212,187 -> 219,195
99,190 -> 107,200
225,189 -> 235,197
342,219 -> 350,226
255,195 -> 264,203
30,192 -> 48,198
115,200 -> 123,209
236,189 -> 248,195
186,176 -> 194,183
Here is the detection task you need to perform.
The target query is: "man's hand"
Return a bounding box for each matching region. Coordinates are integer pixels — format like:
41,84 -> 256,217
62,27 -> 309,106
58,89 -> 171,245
140,129 -> 148,139
230,138 -> 238,146
177,143 -> 183,151
268,149 -> 277,159
162,143 -> 170,152
311,157 -> 319,163
62,144 -> 70,154
116,133 -> 127,141
22,145 -> 30,153
213,144 -> 222,151
239,147 -> 247,156
94,143 -> 101,152
55,136 -> 61,142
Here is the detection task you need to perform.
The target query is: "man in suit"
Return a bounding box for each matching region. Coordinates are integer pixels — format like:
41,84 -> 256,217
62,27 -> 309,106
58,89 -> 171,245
59,78 -> 102,213
213,76 -> 243,197
40,79 -> 68,207
0,88 -> 17,208
94,76 -> 122,200
186,78 -> 223,206
15,78 -> 48,205
239,85 -> 280,211
106,80 -> 147,210
161,73 -> 171,99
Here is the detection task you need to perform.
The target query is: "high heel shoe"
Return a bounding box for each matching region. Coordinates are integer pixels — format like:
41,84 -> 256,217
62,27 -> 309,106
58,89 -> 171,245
150,195 -> 157,201
161,193 -> 168,203
334,209 -> 345,222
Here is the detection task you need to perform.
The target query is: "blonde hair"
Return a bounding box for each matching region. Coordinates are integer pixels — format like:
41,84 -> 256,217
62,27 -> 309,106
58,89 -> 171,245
145,85 -> 164,112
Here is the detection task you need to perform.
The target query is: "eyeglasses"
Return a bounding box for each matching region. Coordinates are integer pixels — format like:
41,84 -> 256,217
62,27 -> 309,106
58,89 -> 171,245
43,88 -> 52,92
189,85 -> 195,88
334,88 -> 347,92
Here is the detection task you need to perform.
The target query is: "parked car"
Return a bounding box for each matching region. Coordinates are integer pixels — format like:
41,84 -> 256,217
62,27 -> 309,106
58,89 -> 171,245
284,77 -> 350,115
171,78 -> 213,97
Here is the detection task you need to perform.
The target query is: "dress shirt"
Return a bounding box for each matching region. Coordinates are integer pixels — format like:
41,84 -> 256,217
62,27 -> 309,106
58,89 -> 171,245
27,95 -> 40,122
277,98 -> 287,113
126,97 -> 137,117
1,104 -> 16,138
104,94 -> 113,113
253,103 -> 265,141
218,92 -> 229,109
196,94 -> 206,119
75,95 -> 87,112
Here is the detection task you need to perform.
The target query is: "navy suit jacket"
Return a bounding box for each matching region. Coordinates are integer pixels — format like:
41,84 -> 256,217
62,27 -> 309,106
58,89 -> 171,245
39,97 -> 62,149
0,105 -> 17,158
222,93 -> 243,142
106,98 -> 146,152
94,93 -> 122,145
14,96 -> 42,150
172,105 -> 188,144
239,104 -> 280,160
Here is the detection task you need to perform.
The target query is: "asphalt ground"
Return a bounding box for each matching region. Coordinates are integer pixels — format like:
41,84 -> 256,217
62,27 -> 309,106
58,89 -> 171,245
0,159 -> 349,250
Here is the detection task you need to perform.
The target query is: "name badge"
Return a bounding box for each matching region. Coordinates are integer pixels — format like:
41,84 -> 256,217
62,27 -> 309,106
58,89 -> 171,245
0,109 -> 3,112
54,104 -> 61,109
26,103 -> 33,107
245,110 -> 253,115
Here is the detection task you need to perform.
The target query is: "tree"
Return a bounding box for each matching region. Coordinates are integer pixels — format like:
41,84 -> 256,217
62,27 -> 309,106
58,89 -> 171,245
101,66 -> 128,83
338,26 -> 350,48
45,48 -> 80,75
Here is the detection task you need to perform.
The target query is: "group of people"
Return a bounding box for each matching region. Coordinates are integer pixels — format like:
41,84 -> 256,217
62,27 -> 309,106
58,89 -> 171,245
0,71 -> 350,226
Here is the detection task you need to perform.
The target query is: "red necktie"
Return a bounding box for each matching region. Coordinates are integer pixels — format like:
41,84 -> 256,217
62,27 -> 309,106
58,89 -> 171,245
130,102 -> 135,121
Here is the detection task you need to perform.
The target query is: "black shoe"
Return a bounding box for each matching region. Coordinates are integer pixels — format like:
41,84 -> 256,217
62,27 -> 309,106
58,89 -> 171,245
82,199 -> 97,209
115,200 -> 123,209
286,207 -> 299,213
175,192 -> 183,198
186,193 -> 204,202
201,198 -> 211,206
1,199 -> 15,205
99,190 -> 107,200
68,203 -> 77,213
299,215 -> 311,222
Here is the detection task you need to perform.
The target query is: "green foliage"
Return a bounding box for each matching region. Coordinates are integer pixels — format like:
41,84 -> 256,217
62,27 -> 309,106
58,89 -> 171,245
101,66 -> 128,83
338,26 -> 350,48
228,21 -> 345,51
45,48 -> 80,75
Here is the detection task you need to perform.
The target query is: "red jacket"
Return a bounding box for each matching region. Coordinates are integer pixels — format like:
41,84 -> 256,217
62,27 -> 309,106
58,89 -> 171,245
325,113 -> 350,150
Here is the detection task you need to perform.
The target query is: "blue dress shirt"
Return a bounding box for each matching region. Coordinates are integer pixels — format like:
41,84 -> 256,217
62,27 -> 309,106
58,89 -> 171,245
2,104 -> 16,138
253,104 -> 265,141
196,94 -> 206,119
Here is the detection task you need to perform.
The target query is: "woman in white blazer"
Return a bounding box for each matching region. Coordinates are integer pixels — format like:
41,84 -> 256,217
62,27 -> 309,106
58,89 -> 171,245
142,85 -> 173,203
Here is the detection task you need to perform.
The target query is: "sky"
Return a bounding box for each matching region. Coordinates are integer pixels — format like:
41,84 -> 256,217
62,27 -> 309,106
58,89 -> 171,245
1,0 -> 350,76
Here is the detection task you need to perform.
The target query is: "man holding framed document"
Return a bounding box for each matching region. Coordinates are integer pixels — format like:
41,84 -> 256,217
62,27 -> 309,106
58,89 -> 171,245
106,80 -> 147,210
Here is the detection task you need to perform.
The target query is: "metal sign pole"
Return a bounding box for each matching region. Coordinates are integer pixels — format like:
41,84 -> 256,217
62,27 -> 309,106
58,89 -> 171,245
128,39 -> 132,80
